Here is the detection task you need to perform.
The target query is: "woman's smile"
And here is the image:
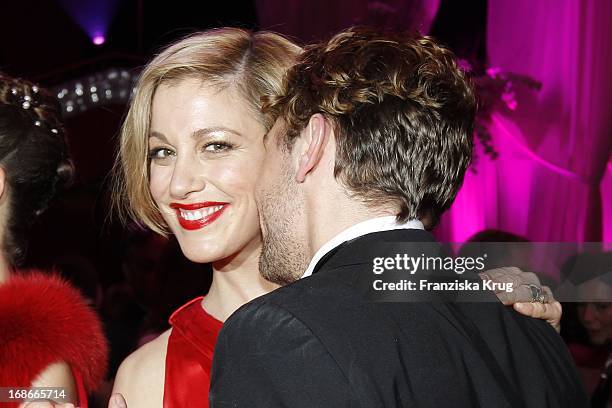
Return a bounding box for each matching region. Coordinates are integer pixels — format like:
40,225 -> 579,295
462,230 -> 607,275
170,201 -> 230,230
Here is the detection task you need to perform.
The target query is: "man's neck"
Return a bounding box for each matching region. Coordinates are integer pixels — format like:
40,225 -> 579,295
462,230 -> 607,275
305,193 -> 397,260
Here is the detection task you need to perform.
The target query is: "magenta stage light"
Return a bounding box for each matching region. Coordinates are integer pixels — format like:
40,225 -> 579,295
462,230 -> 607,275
58,0 -> 120,48
93,35 -> 106,45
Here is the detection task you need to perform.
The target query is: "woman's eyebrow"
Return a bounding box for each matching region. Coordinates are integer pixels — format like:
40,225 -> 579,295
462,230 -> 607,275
149,131 -> 168,142
192,127 -> 244,139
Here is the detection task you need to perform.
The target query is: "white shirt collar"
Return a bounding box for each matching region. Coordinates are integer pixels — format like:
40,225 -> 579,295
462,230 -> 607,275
301,216 -> 424,278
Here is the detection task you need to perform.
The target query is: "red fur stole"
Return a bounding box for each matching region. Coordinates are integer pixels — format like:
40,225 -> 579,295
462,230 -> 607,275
0,271 -> 107,391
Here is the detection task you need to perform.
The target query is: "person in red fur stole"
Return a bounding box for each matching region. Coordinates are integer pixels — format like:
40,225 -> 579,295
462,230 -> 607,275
0,74 -> 107,407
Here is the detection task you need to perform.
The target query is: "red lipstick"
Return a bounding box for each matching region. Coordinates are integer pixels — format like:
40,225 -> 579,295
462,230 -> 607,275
169,201 -> 229,230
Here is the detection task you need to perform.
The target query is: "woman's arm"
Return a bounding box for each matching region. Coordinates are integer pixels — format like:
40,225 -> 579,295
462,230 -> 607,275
480,267 -> 562,332
111,331 -> 170,408
20,361 -> 77,408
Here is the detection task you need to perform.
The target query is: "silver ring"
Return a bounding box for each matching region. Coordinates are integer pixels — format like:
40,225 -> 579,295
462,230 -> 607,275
528,284 -> 546,304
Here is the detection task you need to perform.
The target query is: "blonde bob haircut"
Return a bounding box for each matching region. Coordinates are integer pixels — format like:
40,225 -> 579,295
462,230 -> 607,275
112,28 -> 302,234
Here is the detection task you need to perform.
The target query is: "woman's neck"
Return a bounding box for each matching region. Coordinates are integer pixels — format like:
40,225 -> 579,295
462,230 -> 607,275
201,237 -> 279,322
0,254 -> 11,284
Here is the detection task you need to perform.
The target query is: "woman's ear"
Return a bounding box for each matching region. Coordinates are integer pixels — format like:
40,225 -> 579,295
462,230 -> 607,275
0,167 -> 6,201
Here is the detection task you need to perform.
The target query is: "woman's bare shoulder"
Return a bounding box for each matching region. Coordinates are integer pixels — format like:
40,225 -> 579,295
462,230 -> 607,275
112,329 -> 171,408
30,361 -> 77,403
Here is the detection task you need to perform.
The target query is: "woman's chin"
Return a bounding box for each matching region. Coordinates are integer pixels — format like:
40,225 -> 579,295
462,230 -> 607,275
173,238 -> 213,263
173,227 -> 262,266
182,248 -> 221,264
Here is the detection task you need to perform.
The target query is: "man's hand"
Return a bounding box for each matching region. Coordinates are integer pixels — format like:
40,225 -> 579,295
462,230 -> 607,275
108,393 -> 128,408
479,267 -> 562,333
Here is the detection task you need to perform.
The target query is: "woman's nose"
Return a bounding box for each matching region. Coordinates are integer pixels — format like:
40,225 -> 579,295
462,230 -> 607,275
168,156 -> 206,199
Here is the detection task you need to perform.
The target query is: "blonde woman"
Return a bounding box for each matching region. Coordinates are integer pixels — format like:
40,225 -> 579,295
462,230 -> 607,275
110,28 -> 561,408
111,28 -> 300,408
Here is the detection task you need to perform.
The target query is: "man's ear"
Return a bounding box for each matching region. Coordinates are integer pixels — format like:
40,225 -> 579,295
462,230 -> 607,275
296,114 -> 331,183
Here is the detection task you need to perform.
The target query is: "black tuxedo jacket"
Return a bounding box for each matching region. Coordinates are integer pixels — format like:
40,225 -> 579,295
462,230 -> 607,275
210,229 -> 587,407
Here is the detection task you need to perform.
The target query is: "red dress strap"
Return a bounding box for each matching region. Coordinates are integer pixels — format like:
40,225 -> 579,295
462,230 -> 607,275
163,297 -> 224,408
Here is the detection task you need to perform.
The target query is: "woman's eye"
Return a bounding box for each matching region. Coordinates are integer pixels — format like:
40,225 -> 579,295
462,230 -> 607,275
204,142 -> 231,152
148,148 -> 174,160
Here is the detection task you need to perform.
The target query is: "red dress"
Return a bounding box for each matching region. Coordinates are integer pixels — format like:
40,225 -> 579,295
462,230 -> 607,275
163,297 -> 223,408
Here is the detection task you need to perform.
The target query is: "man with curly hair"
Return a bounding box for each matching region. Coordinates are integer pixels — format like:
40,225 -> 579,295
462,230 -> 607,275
209,27 -> 588,407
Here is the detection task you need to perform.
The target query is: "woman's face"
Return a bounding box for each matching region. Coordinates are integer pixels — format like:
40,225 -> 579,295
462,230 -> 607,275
577,278 -> 612,346
148,78 -> 266,263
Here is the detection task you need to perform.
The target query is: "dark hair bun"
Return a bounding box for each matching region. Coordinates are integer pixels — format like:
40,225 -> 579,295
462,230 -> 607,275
0,73 -> 74,265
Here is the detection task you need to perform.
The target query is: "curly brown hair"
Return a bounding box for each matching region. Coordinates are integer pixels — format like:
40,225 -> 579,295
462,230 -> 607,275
265,27 -> 476,226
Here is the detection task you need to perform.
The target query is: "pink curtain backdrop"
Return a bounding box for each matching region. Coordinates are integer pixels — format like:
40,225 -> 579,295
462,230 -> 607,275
436,0 -> 612,243
604,164 -> 612,242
